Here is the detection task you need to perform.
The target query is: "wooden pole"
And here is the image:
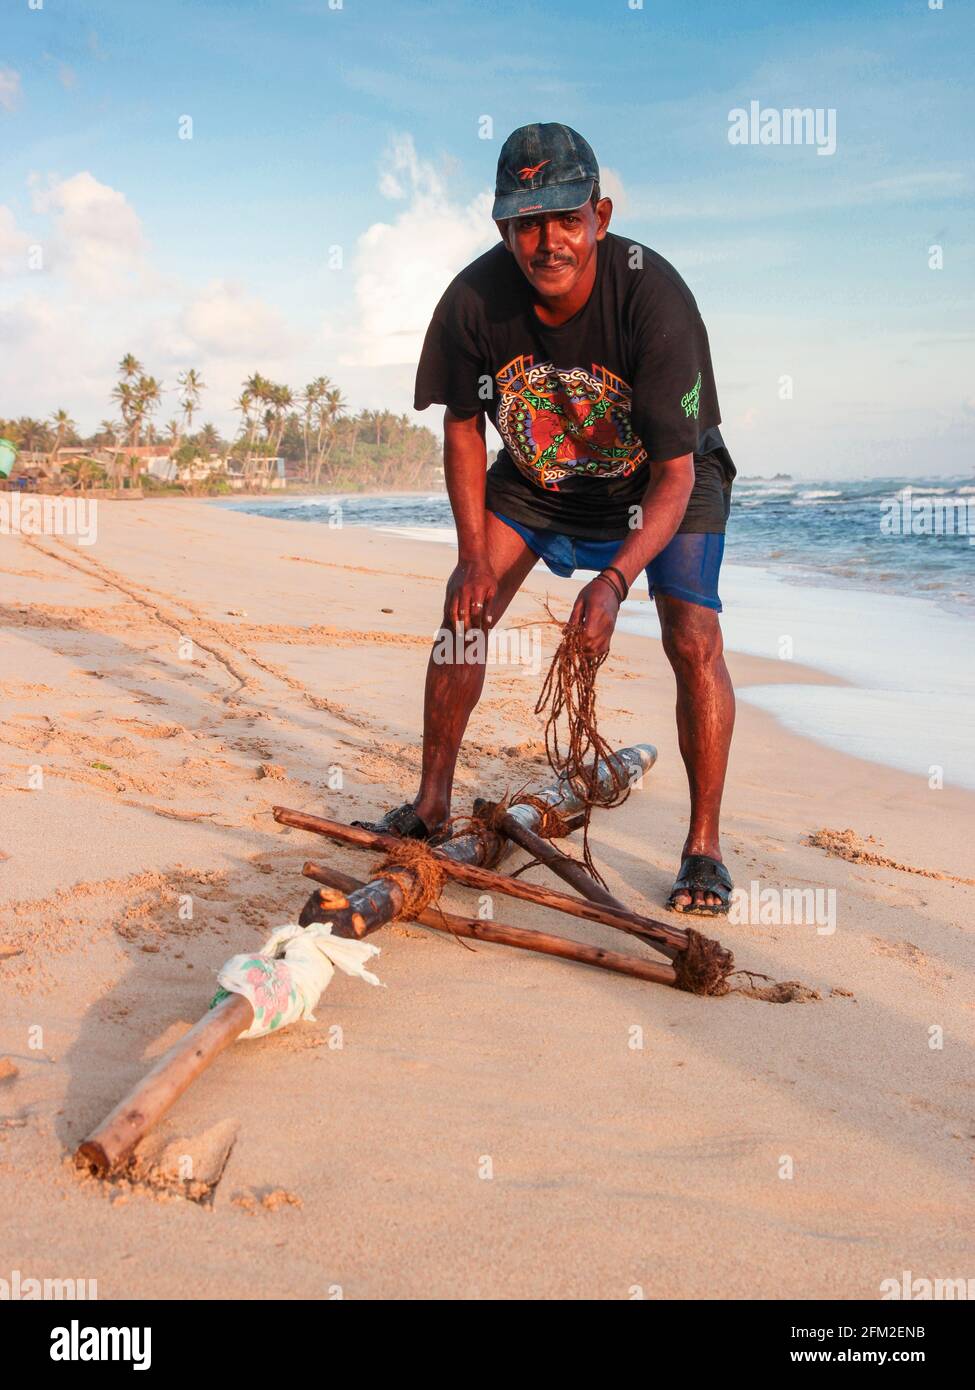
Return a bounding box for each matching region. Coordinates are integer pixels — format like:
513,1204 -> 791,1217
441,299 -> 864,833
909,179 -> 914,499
478,797 -> 629,911
76,746 -> 657,1175
302,863 -> 677,988
75,994 -> 253,1176
276,807 -> 686,958
76,813 -> 502,1177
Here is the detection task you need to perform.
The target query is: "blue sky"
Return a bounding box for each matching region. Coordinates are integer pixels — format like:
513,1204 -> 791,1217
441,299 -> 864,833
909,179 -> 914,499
1,0 -> 972,476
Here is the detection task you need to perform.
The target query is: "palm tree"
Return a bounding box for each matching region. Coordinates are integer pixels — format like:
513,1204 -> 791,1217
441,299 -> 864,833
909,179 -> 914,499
335,413 -> 361,468
109,381 -> 137,486
267,382 -> 293,457
359,409 -> 378,448
312,384 -> 346,484
14,417 -> 48,453
110,381 -> 136,428
239,373 -> 274,471
135,375 -> 162,441
302,377 -> 329,477
177,368 -> 205,438
96,418 -> 121,448
129,375 -> 162,483
48,408 -> 77,461
112,358 -> 144,484
63,458 -> 107,493
110,372 -> 162,484
118,353 -> 143,386
238,377 -> 291,483
196,421 -> 222,456
234,388 -> 255,442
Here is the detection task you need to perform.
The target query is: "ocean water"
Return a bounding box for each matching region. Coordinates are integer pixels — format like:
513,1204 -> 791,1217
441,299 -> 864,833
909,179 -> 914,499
623,565 -> 975,792
225,479 -> 975,790
225,473 -> 975,615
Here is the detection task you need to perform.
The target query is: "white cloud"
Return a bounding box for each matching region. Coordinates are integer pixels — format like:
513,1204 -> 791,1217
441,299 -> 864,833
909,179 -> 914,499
0,205 -> 31,275
599,165 -> 628,214
0,295 -> 118,417
30,171 -> 149,294
0,68 -> 21,113
180,279 -> 297,358
0,294 -> 60,350
2,175 -> 301,433
340,133 -> 496,368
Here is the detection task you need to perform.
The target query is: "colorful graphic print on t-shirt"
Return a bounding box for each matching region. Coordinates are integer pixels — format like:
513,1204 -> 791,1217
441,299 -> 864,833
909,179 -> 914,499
494,353 -> 648,491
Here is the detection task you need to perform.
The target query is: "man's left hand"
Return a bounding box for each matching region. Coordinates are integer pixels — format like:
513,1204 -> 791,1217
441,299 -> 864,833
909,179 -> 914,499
569,578 -> 621,658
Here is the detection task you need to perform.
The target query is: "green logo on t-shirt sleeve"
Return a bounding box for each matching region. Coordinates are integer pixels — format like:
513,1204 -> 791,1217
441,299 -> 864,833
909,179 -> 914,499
681,371 -> 702,420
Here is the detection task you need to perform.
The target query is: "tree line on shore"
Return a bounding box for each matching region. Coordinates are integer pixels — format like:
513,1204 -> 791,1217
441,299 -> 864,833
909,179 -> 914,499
2,355 -> 442,493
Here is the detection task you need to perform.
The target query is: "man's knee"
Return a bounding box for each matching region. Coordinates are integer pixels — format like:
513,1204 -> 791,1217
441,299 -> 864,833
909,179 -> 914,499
430,621 -> 490,672
659,604 -> 724,676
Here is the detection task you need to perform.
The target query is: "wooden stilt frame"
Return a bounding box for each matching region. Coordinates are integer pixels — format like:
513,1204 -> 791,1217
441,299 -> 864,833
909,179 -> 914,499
75,746 -> 673,1175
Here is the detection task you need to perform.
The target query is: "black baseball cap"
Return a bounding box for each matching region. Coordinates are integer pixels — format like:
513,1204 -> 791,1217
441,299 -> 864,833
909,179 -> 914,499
492,123 -> 599,221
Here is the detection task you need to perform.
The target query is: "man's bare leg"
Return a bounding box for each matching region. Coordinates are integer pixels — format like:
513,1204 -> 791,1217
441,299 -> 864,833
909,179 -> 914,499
655,593 -> 735,910
412,513 -> 539,830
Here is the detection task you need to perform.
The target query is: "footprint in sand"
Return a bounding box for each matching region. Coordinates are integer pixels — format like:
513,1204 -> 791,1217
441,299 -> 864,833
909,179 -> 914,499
869,937 -> 945,980
647,1133 -> 765,1163
854,877 -> 928,909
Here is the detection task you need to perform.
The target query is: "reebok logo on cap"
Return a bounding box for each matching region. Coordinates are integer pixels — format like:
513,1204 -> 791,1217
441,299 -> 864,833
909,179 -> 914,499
493,123 -> 599,221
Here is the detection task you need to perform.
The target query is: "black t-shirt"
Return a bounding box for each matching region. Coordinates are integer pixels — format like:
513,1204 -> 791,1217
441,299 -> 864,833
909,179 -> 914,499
414,231 -> 735,540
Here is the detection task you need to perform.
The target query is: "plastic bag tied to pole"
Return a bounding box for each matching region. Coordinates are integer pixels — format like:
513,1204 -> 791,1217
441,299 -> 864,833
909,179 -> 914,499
215,922 -> 383,1040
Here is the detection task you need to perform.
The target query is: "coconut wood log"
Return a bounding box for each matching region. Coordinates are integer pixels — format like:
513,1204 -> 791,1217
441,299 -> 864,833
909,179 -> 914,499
302,862 -> 677,987
276,807 -> 686,958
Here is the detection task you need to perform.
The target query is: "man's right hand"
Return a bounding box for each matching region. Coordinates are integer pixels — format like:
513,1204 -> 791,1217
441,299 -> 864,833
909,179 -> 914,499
444,558 -> 498,631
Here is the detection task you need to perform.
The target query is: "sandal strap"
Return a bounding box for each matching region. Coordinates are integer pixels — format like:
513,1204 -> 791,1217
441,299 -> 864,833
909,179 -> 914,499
670,854 -> 733,898
351,803 -> 434,840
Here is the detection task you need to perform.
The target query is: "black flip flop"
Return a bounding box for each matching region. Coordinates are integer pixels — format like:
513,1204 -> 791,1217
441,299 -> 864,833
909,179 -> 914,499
667,854 -> 733,916
351,802 -> 446,843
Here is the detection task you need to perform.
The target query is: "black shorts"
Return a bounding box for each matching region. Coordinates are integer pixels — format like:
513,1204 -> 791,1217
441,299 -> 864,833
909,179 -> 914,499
676,449 -> 733,534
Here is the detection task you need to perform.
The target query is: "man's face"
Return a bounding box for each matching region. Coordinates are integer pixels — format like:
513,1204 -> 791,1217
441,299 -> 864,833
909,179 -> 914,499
497,197 -> 613,297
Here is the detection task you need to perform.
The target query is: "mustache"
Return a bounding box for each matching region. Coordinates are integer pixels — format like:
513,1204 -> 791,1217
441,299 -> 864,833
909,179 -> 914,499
531,255 -> 574,269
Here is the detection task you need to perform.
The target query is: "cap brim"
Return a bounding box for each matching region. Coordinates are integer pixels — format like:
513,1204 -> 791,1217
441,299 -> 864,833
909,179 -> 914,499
491,177 -> 594,222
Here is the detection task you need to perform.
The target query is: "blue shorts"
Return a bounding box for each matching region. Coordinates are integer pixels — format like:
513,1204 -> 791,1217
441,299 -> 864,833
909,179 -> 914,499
492,512 -> 725,612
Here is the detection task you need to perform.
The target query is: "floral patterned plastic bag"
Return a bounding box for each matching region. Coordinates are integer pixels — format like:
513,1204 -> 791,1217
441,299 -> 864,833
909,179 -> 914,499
216,921 -> 382,1040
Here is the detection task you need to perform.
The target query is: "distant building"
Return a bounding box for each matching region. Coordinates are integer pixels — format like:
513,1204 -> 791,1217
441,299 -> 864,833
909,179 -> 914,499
225,456 -> 286,490
118,445 -> 173,468
149,456 -> 179,483
174,453 -> 226,484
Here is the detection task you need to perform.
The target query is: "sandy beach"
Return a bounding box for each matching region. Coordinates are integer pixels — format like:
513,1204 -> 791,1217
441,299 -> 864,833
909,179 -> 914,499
1,497 -> 973,1300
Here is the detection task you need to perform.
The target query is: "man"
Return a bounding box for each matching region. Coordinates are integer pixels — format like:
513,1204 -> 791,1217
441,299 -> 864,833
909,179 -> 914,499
358,123 -> 736,914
